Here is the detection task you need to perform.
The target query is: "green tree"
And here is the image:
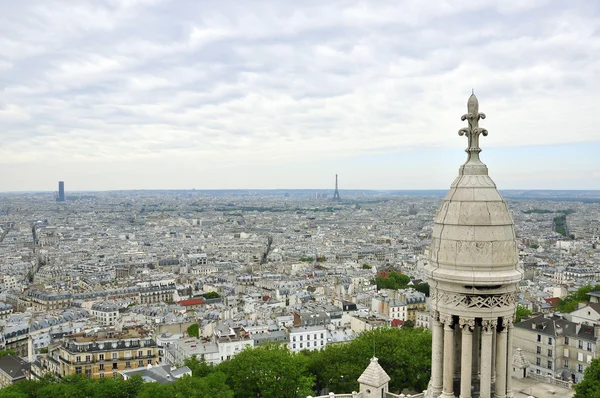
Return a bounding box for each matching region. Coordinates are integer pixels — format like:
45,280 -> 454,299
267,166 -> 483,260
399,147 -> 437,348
201,292 -> 220,299
184,355 -> 214,378
413,283 -> 430,297
217,344 -> 314,398
373,271 -> 411,290
187,323 -> 200,338
309,327 -> 431,394
557,285 -> 600,313
515,305 -> 533,322
575,358 -> 600,397
0,349 -> 17,358
362,264 -> 372,269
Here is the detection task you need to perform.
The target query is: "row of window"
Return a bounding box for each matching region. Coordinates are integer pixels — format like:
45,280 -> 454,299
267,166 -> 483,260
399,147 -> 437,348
74,359 -> 152,374
76,350 -> 153,362
291,333 -> 324,342
292,341 -> 323,349
537,335 -> 594,351
535,358 -> 586,373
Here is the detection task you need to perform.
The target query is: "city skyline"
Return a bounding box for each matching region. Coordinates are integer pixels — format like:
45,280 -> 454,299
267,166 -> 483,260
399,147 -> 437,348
1,0 -> 600,191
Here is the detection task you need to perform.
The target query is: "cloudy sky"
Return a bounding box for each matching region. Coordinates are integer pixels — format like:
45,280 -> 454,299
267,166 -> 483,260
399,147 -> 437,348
1,0 -> 599,192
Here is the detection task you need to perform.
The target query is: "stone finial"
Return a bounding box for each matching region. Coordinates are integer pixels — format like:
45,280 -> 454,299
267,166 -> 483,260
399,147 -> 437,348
458,92 -> 488,167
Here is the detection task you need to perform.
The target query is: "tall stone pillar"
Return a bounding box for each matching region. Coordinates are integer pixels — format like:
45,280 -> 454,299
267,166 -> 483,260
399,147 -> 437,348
480,319 -> 496,398
441,315 -> 455,398
460,318 -> 474,398
491,330 -> 497,383
495,320 -> 508,398
472,323 -> 480,380
455,322 -> 462,378
430,312 -> 444,396
505,319 -> 514,398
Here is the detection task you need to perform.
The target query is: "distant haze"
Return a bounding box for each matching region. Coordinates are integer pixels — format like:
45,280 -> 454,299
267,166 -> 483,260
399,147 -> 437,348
1,1 -> 599,191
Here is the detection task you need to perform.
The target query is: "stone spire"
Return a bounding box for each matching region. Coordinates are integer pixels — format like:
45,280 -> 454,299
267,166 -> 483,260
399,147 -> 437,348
458,92 -> 489,176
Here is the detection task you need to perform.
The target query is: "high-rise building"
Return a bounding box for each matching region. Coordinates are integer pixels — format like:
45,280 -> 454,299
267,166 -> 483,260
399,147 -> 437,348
425,94 -> 522,398
57,181 -> 65,202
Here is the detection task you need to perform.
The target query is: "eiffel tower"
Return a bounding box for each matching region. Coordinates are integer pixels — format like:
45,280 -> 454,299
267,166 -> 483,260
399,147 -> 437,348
332,174 -> 341,201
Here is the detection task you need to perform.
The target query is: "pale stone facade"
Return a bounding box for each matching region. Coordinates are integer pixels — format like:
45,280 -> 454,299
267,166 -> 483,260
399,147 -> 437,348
425,94 -> 523,398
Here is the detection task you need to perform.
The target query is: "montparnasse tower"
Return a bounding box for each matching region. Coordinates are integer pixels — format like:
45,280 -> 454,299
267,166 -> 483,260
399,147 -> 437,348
425,94 -> 523,398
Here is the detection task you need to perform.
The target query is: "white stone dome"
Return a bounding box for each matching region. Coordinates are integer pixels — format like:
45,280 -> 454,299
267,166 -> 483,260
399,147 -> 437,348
426,94 -> 521,287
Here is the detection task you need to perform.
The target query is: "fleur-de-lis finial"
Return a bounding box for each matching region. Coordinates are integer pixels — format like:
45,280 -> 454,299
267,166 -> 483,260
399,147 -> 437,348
458,92 -> 488,165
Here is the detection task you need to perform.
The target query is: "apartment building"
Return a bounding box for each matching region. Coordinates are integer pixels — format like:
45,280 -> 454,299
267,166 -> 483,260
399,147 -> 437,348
514,314 -> 600,383
53,329 -> 158,379
288,326 -> 327,353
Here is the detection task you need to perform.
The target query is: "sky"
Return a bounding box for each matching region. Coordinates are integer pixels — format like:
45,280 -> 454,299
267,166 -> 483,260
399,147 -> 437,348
1,0 -> 600,192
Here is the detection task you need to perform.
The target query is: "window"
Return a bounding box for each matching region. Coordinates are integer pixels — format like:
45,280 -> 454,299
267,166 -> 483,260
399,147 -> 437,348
113,372 -> 118,378
99,373 -> 104,379
321,333 -> 324,338
547,361 -> 552,370
548,337 -> 553,345
537,346 -> 541,354
112,363 -> 118,370
307,342 -> 310,347
147,350 -> 152,357
76,356 -> 81,363
300,343 -> 303,348
85,355 -> 91,362
85,369 -> 91,378
548,349 -> 553,358
536,358 -> 541,366
537,334 -> 542,342
300,336 -> 303,341
587,342 -> 593,352
565,359 -> 570,369
99,364 -> 104,371
293,336 -> 296,342
147,360 -> 152,365
293,344 -> 296,349
565,336 -> 570,345
99,354 -> 104,361
579,340 -> 584,349
75,367 -> 82,374
138,360 -> 144,367
125,361 -> 131,368
578,364 -> 584,373
138,351 -> 143,357
314,334 -> 317,339
112,353 -> 117,360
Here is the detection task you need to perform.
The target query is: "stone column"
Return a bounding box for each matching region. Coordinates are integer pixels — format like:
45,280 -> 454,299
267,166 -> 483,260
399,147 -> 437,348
505,319 -> 514,398
441,315 -> 455,398
460,317 -> 475,398
480,319 -> 497,398
491,330 -> 497,383
495,320 -> 508,398
472,322 -> 480,380
430,311 -> 444,396
455,322 -> 462,378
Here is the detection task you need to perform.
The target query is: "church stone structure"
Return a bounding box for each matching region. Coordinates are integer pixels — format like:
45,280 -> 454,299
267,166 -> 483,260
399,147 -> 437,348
425,94 -> 523,398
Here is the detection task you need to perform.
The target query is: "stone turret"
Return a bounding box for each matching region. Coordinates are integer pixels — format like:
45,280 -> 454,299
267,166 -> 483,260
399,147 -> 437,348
425,94 -> 523,398
358,357 -> 390,398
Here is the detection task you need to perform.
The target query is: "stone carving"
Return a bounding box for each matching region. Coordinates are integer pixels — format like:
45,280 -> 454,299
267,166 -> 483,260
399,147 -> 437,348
504,317 -> 514,328
458,92 -> 488,157
440,314 -> 454,327
430,310 -> 441,322
431,290 -> 516,310
481,318 -> 498,333
459,317 -> 475,332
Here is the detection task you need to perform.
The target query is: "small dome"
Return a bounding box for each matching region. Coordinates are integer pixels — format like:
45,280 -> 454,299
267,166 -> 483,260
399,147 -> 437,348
426,94 -> 521,286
